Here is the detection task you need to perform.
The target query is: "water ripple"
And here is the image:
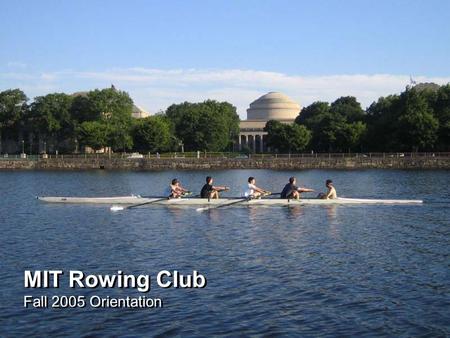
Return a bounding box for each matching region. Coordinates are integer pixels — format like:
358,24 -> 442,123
1,170 -> 449,336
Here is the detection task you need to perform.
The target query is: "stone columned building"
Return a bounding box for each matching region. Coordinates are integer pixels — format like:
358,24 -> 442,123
239,92 -> 300,152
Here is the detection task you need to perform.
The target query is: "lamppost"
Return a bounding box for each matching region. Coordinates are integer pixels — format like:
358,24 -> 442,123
20,139 -> 26,158
42,141 -> 48,158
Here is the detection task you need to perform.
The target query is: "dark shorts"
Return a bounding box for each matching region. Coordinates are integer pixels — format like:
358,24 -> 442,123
281,191 -> 296,199
201,191 -> 212,198
286,192 -> 296,199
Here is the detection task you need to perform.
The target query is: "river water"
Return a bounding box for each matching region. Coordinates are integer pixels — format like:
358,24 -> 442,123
1,170 -> 449,337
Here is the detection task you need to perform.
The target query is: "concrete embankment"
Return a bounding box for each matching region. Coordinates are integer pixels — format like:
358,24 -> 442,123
0,156 -> 449,170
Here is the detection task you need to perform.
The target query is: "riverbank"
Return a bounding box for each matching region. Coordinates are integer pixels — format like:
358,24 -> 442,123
1,155 -> 449,170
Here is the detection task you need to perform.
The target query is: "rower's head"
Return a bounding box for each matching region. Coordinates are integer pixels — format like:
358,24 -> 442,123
248,176 -> 255,184
326,179 -> 333,187
172,178 -> 179,186
206,176 -> 213,184
289,177 -> 296,184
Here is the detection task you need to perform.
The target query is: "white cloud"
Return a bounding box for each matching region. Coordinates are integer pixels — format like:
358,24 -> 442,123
1,68 -> 449,118
6,61 -> 27,69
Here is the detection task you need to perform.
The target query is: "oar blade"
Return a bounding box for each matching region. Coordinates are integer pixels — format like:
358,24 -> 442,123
110,205 -> 124,212
196,207 -> 209,212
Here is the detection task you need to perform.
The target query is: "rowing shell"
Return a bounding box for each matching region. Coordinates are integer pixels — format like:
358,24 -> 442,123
37,196 -> 423,206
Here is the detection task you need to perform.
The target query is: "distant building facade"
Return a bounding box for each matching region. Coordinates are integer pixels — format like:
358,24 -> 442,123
239,92 -> 300,152
132,105 -> 150,118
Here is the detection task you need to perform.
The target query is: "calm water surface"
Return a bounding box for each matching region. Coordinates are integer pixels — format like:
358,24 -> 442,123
1,170 -> 449,337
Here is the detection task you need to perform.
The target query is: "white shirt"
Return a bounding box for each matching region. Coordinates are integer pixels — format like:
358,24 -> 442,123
244,183 -> 257,197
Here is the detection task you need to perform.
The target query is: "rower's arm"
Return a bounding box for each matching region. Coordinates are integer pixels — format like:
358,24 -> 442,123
298,187 -> 315,193
213,185 -> 229,191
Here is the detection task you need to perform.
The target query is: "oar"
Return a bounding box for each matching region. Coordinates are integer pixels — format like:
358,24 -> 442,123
196,192 -> 278,212
110,197 -> 168,211
196,197 -> 250,212
110,192 -> 195,211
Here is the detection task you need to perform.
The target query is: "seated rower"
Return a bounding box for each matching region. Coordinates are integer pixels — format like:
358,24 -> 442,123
168,178 -> 190,198
318,179 -> 337,199
244,177 -> 270,199
280,177 -> 314,199
200,176 -> 229,199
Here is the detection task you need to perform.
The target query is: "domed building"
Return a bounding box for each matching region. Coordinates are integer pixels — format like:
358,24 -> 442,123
239,92 -> 301,152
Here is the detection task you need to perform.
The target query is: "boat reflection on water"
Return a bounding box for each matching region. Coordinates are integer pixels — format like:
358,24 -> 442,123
165,206 -> 188,219
325,205 -> 338,222
247,206 -> 260,222
204,208 -> 224,223
246,205 -> 306,223
324,205 -> 341,239
285,204 -> 305,218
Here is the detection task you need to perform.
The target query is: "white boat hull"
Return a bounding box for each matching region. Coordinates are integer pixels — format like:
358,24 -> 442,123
37,196 -> 423,206
37,196 -> 144,204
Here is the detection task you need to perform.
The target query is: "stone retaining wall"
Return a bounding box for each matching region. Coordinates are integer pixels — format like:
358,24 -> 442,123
0,157 -> 449,170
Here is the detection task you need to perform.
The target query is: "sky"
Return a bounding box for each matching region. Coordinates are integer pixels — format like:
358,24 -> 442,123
1,0 -> 450,118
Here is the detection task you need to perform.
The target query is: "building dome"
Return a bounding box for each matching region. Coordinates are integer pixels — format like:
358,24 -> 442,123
246,92 -> 300,121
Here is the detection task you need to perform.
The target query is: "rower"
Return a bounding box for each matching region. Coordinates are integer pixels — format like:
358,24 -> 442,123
318,179 -> 337,199
244,177 -> 270,199
280,177 -> 314,200
200,176 -> 229,199
168,178 -> 190,198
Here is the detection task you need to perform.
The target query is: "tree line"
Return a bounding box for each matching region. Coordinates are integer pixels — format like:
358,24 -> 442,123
0,83 -> 448,154
266,83 -> 449,153
0,87 -> 240,154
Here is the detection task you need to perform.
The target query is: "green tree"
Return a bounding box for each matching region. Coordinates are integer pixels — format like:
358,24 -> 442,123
311,113 -> 347,152
0,89 -> 27,129
296,98 -> 366,152
396,88 -> 438,151
433,84 -> 450,150
397,110 -> 438,151
285,123 -> 312,152
264,120 -> 287,151
133,116 -> 173,153
165,102 -> 192,128
77,121 -> 109,151
366,95 -> 400,151
29,93 -> 74,150
295,101 -> 330,125
0,89 -> 28,152
70,95 -> 99,123
366,87 -> 440,151
84,88 -> 134,151
265,120 -> 311,152
165,100 -> 239,151
336,121 -> 367,152
330,96 -> 365,122
204,100 -> 240,145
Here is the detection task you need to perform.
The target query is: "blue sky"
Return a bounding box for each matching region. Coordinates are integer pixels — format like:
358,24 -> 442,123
1,0 -> 450,117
